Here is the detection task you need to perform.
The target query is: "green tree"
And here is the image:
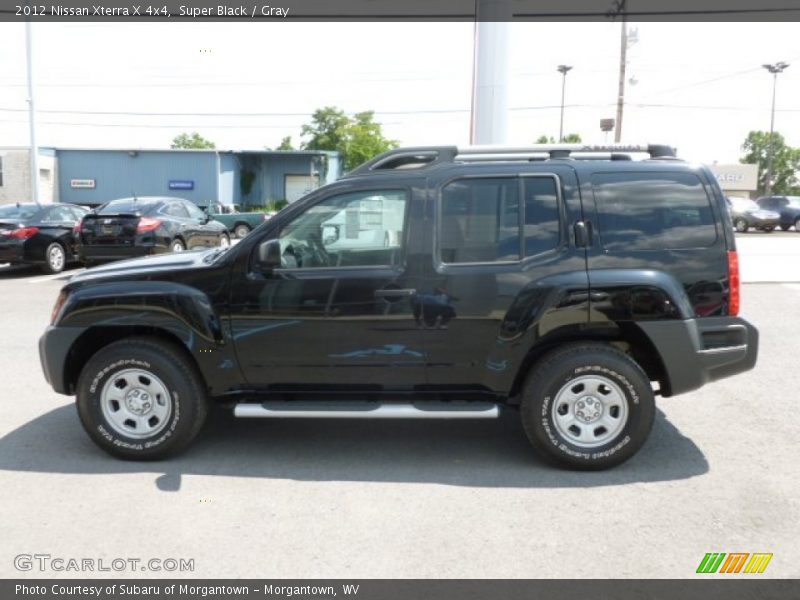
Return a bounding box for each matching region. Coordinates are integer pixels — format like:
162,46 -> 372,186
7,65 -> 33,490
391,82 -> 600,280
276,136 -> 295,151
171,132 -> 216,149
741,131 -> 800,194
536,133 -> 582,143
300,106 -> 398,171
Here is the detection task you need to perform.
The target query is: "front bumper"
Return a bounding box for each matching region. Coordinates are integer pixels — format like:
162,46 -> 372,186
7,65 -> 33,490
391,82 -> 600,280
748,215 -> 780,228
637,316 -> 758,397
39,325 -> 87,395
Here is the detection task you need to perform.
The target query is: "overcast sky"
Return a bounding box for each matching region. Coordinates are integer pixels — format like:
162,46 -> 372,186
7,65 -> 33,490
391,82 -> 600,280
1,22 -> 799,164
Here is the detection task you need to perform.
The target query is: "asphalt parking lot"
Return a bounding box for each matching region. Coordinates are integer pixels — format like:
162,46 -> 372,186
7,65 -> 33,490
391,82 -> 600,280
1,236 -> 799,579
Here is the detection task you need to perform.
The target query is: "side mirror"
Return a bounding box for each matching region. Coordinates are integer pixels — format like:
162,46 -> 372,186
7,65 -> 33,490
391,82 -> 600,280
256,238 -> 282,270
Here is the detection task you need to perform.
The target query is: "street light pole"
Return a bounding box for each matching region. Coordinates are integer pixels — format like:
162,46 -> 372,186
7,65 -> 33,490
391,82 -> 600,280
25,21 -> 40,205
762,61 -> 789,196
557,65 -> 573,142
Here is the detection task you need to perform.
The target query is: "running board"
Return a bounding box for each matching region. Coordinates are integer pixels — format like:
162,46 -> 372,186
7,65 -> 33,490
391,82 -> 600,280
234,401 -> 500,419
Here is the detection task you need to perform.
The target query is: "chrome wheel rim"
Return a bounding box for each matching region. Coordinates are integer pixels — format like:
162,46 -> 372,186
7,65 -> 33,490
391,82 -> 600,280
48,245 -> 65,271
552,375 -> 629,448
100,368 -> 172,439
171,240 -> 184,252
235,225 -> 249,238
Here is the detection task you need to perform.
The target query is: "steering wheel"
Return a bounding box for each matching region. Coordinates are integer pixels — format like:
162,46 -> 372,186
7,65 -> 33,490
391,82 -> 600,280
307,233 -> 331,267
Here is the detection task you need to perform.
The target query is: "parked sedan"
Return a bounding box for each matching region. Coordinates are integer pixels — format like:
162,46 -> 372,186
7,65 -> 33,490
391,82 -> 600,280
755,195 -> 800,231
0,203 -> 88,273
727,197 -> 780,233
77,196 -> 230,265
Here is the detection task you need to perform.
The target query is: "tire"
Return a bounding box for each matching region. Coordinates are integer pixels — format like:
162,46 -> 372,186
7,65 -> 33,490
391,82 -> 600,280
233,223 -> 251,239
520,344 -> 655,470
733,218 -> 748,233
170,238 -> 186,252
75,337 -> 208,460
219,233 -> 230,248
42,242 -> 66,274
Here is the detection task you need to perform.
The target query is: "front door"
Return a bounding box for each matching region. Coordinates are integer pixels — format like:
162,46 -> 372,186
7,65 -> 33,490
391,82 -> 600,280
229,186 -> 428,389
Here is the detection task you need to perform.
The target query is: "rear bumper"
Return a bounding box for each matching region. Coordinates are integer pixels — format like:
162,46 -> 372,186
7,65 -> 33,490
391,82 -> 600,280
0,242 -> 25,263
39,325 -> 87,395
637,316 -> 758,397
79,243 -> 160,263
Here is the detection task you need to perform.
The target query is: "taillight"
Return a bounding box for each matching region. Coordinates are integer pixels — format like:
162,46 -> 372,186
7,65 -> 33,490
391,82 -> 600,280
728,250 -> 740,316
73,221 -> 83,234
136,217 -> 161,233
10,226 -> 39,239
50,290 -> 68,325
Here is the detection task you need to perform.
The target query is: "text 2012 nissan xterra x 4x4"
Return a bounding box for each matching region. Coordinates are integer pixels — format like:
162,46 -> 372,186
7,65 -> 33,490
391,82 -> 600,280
39,144 -> 758,470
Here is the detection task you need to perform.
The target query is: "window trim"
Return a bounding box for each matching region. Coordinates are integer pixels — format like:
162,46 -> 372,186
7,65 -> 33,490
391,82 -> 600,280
272,186 -> 412,273
435,172 -> 565,268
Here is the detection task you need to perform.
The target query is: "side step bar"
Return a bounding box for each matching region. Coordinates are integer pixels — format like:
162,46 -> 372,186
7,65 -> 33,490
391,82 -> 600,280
234,401 -> 500,420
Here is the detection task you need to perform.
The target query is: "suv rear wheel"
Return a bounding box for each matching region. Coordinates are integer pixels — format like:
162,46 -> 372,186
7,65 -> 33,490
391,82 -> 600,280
76,337 -> 208,460
520,344 -> 655,470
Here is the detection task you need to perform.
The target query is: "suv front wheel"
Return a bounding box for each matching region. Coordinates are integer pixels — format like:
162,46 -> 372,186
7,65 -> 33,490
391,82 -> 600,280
76,337 -> 208,460
520,344 -> 655,470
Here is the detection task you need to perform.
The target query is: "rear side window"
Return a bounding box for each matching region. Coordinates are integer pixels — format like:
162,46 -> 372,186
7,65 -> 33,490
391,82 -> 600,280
439,175 -> 561,264
592,172 -> 717,251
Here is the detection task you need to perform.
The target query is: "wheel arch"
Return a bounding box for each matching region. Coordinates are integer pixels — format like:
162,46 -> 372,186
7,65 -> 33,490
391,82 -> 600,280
508,325 -> 668,403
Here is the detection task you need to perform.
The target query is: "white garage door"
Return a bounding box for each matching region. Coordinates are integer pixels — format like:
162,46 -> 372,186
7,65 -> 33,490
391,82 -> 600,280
285,175 -> 320,203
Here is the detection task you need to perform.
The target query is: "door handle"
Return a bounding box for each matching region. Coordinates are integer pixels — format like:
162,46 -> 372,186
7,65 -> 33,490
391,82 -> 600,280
374,288 -> 416,298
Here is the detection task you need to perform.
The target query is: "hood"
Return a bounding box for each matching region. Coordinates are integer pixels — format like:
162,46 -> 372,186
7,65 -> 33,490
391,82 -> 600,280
67,248 -> 218,285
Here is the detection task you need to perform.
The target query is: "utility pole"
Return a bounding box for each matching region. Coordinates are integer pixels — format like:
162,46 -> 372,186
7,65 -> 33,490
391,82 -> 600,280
614,14 -> 627,143
557,65 -> 573,142
762,61 -> 789,196
26,20 -> 40,205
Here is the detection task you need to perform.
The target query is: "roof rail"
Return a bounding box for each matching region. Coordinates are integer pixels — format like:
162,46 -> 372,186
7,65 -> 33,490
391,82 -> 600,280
455,143 -> 677,160
343,143 -> 677,177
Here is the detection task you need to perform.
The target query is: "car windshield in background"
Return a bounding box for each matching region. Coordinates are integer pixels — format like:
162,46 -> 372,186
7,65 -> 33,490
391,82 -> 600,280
0,204 -> 41,220
731,198 -> 759,211
97,198 -> 161,215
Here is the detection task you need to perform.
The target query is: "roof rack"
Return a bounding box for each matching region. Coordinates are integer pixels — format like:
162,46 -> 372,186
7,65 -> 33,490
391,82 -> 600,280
345,144 -> 677,177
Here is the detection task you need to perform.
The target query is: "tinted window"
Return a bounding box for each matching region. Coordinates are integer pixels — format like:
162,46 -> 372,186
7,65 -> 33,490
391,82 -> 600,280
43,206 -> 74,222
440,178 -> 520,263
98,199 -> 160,215
183,201 -> 205,219
162,202 -> 189,218
524,177 -> 561,256
0,204 -> 40,220
593,172 -> 716,251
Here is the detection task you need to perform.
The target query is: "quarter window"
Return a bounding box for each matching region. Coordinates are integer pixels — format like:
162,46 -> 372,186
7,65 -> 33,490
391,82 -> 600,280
278,189 -> 407,268
592,172 -> 717,251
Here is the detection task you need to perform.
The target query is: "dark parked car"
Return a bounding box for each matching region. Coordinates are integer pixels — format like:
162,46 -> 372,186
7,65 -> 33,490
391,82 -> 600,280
40,144 -> 758,470
77,196 -> 230,265
755,195 -> 800,231
726,196 -> 780,233
0,202 -> 88,273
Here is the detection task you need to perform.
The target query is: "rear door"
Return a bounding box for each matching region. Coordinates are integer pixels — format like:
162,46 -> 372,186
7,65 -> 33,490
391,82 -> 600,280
419,164 -> 588,389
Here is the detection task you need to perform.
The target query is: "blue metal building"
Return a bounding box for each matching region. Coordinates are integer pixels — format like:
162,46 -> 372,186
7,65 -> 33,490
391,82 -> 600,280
55,148 -> 341,208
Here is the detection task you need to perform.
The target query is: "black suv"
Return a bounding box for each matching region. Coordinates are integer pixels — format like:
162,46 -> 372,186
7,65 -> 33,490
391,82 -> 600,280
39,144 -> 758,470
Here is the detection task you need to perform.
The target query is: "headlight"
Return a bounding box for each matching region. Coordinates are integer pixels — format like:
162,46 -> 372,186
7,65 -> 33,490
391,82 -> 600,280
50,290 -> 68,325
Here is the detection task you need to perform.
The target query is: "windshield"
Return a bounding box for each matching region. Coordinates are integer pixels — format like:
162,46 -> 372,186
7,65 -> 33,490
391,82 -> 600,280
730,198 -> 759,211
0,204 -> 41,220
98,198 -> 161,215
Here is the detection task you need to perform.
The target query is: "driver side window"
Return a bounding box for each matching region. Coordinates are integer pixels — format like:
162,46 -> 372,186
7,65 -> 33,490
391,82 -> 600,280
279,189 -> 408,268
